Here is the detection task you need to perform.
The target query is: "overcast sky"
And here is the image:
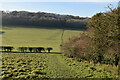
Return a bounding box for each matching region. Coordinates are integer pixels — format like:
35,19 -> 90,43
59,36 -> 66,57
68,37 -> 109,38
0,0 -> 119,17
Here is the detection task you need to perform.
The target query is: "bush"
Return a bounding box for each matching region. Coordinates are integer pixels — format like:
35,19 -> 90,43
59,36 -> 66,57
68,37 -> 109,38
61,33 -> 94,61
61,7 -> 120,66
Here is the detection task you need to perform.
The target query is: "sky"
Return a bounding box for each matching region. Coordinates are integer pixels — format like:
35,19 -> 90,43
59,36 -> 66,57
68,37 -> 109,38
0,1 -> 119,17
0,0 -> 119,2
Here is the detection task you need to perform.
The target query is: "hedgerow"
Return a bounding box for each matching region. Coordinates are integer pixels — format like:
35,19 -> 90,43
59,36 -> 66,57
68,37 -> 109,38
61,7 -> 120,66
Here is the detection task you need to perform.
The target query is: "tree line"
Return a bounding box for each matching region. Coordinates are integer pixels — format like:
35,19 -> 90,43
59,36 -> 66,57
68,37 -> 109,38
1,11 -> 89,30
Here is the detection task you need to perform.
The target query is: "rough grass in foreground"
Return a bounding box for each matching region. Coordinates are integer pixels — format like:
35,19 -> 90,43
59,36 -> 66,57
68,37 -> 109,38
2,53 -> 118,79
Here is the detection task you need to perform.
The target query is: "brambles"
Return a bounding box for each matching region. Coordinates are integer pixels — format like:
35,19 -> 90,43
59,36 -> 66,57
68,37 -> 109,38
61,33 -> 93,61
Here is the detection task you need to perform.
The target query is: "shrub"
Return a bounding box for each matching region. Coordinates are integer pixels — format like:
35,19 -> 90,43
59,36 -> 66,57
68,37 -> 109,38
61,7 -> 120,65
61,33 -> 94,61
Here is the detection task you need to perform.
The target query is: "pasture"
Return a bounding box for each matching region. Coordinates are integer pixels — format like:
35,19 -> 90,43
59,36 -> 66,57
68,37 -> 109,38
2,26 -> 82,52
1,26 -> 118,79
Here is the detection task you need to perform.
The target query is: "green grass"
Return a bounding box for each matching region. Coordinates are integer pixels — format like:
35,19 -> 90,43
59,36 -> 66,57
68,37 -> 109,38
2,26 -> 82,52
1,26 -> 118,79
2,53 -> 118,79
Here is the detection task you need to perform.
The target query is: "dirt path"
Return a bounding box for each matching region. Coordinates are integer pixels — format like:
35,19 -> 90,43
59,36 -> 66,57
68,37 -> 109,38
46,54 -> 77,78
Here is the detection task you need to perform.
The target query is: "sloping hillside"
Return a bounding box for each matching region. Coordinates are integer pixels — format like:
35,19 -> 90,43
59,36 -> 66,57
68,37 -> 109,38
2,27 -> 82,51
2,11 -> 90,30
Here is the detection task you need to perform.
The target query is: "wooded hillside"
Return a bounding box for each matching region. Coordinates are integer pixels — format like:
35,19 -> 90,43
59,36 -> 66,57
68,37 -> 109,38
1,11 -> 90,30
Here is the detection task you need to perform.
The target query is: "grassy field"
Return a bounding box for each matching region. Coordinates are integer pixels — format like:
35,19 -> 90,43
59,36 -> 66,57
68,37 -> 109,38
2,53 -> 118,78
2,26 -> 82,52
1,26 -> 118,79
